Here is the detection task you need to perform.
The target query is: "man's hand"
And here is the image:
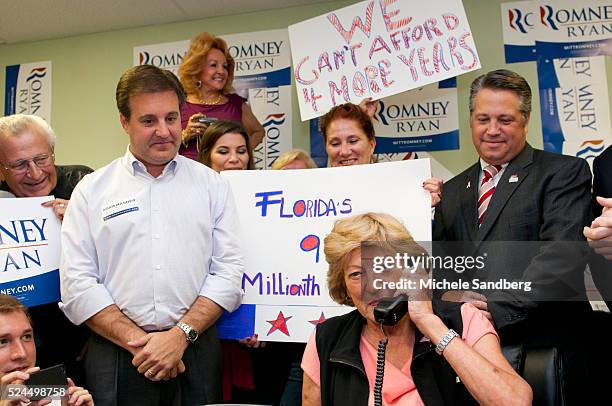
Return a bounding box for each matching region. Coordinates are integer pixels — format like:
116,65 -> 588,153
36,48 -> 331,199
584,197 -> 612,259
442,290 -> 492,321
41,198 -> 69,222
0,367 -> 41,406
423,177 -> 443,207
127,328 -> 188,381
65,377 -> 94,406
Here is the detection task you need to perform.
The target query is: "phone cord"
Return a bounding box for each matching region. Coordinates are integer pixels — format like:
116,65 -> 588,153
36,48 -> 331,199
374,322 -> 389,406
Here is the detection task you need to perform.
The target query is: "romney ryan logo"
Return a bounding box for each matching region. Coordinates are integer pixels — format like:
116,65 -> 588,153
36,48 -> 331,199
576,140 -> 605,160
539,5 -> 612,36
508,8 -> 533,34
26,67 -> 47,82
138,51 -> 184,69
262,113 -> 286,128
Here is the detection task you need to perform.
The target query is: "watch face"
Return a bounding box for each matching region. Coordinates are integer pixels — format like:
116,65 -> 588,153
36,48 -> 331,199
188,330 -> 197,341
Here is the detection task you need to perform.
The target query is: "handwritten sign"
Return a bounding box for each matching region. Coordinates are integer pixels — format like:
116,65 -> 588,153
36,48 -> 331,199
288,0 -> 480,121
217,160 -> 432,342
0,197 -> 61,307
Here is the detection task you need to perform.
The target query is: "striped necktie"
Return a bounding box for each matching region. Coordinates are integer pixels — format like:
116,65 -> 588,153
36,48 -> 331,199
478,164 -> 502,226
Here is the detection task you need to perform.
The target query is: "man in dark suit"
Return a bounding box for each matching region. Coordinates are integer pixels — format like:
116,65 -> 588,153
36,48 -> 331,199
433,69 -> 592,402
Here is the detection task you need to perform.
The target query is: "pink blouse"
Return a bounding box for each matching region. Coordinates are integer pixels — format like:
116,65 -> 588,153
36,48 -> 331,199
301,303 -> 498,406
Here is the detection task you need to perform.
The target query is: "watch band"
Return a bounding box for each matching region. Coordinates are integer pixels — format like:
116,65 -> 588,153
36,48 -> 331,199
176,321 -> 198,343
435,329 -> 459,355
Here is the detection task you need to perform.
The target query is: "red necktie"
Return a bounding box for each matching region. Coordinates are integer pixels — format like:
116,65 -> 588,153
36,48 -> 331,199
478,165 -> 502,226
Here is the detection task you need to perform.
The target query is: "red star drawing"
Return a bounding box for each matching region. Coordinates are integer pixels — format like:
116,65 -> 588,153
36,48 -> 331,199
309,312 -> 326,325
267,311 -> 293,336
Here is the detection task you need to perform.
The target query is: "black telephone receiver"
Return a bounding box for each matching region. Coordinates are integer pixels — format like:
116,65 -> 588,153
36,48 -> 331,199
373,294 -> 408,326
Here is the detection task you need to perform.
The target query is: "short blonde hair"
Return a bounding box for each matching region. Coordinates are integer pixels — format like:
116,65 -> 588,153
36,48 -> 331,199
324,213 -> 424,306
178,32 -> 235,97
271,149 -> 317,170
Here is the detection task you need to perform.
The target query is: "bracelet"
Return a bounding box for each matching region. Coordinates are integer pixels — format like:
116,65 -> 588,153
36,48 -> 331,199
435,329 -> 459,355
181,129 -> 191,147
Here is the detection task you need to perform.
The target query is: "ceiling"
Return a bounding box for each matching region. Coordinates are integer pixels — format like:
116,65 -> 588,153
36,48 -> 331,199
0,0 -> 338,45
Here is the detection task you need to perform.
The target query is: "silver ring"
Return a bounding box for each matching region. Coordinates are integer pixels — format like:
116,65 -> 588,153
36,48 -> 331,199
58,203 -> 65,209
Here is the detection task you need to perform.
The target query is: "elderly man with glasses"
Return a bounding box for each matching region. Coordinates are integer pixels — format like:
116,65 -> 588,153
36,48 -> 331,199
0,114 -> 92,221
0,113 -> 92,385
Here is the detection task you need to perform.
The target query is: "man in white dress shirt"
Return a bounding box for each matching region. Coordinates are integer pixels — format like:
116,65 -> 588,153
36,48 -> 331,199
59,65 -> 244,405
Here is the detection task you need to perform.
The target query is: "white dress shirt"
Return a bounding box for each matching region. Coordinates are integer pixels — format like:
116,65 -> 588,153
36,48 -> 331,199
59,149 -> 244,330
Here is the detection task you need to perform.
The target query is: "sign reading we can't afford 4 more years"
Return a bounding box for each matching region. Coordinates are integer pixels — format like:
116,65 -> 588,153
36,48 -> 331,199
288,0 -> 480,120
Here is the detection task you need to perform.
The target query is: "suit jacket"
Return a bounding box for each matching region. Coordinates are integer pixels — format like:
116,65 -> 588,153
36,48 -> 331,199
433,144 -> 592,345
590,146 -> 612,309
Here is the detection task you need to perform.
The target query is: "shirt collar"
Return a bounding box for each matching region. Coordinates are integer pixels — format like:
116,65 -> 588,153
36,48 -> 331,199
122,146 -> 179,178
479,159 -> 509,172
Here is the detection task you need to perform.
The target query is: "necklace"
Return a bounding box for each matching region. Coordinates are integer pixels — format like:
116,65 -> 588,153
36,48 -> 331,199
199,93 -> 224,106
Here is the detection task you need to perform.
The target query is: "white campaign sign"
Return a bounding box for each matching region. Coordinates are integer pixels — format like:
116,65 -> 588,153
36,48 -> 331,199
288,0 -> 480,120
0,197 -> 61,307
534,0 -> 612,58
500,1 -> 538,63
249,86 -> 293,169
4,61 -> 52,122
220,160 -> 432,342
539,56 -> 612,166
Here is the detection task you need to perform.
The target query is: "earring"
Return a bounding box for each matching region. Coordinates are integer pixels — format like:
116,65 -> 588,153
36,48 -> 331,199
196,80 -> 202,89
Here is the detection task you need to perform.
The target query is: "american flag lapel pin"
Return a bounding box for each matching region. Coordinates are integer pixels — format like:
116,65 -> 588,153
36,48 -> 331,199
509,174 -> 519,183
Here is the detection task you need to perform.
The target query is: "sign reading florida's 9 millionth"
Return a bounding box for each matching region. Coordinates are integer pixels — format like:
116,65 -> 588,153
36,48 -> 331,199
288,0 -> 480,121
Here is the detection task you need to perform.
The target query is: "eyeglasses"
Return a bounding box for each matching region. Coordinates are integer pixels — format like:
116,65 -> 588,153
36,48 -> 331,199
1,153 -> 55,175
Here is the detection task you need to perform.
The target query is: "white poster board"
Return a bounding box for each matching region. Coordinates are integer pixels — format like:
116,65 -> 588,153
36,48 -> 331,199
217,160 -> 432,342
288,0 -> 480,120
0,197 -> 61,307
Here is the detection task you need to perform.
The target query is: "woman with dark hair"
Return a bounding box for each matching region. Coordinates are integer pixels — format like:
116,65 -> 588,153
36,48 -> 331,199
178,32 -> 264,160
198,120 -> 254,172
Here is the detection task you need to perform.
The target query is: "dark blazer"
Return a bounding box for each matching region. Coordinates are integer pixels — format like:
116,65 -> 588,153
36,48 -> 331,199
590,146 -> 612,309
433,144 -> 592,345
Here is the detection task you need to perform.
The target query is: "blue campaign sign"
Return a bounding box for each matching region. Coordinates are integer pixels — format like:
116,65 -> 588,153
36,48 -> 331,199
0,197 -> 62,307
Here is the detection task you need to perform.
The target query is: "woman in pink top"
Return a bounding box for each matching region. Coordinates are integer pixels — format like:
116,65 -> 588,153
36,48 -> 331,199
301,213 -> 532,406
178,32 -> 264,160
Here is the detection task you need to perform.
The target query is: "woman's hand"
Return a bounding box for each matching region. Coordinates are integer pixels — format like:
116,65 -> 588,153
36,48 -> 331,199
182,113 -> 210,145
358,97 -> 380,118
239,334 -> 265,349
423,177 -> 443,207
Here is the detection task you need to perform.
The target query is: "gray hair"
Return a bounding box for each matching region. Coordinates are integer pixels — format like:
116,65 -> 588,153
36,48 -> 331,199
0,114 -> 56,148
469,69 -> 532,120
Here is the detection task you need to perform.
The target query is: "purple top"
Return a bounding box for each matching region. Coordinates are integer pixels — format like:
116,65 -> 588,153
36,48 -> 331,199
179,93 -> 246,160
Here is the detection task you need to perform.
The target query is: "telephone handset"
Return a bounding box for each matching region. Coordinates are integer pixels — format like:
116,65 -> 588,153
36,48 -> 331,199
373,294 -> 408,326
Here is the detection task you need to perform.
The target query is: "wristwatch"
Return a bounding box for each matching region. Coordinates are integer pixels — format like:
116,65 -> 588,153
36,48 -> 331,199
435,329 -> 459,355
176,321 -> 199,344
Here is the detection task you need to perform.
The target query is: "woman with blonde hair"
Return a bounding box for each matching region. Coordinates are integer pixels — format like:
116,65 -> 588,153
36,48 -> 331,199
178,32 -> 264,160
302,213 -> 532,406
271,149 -> 318,170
